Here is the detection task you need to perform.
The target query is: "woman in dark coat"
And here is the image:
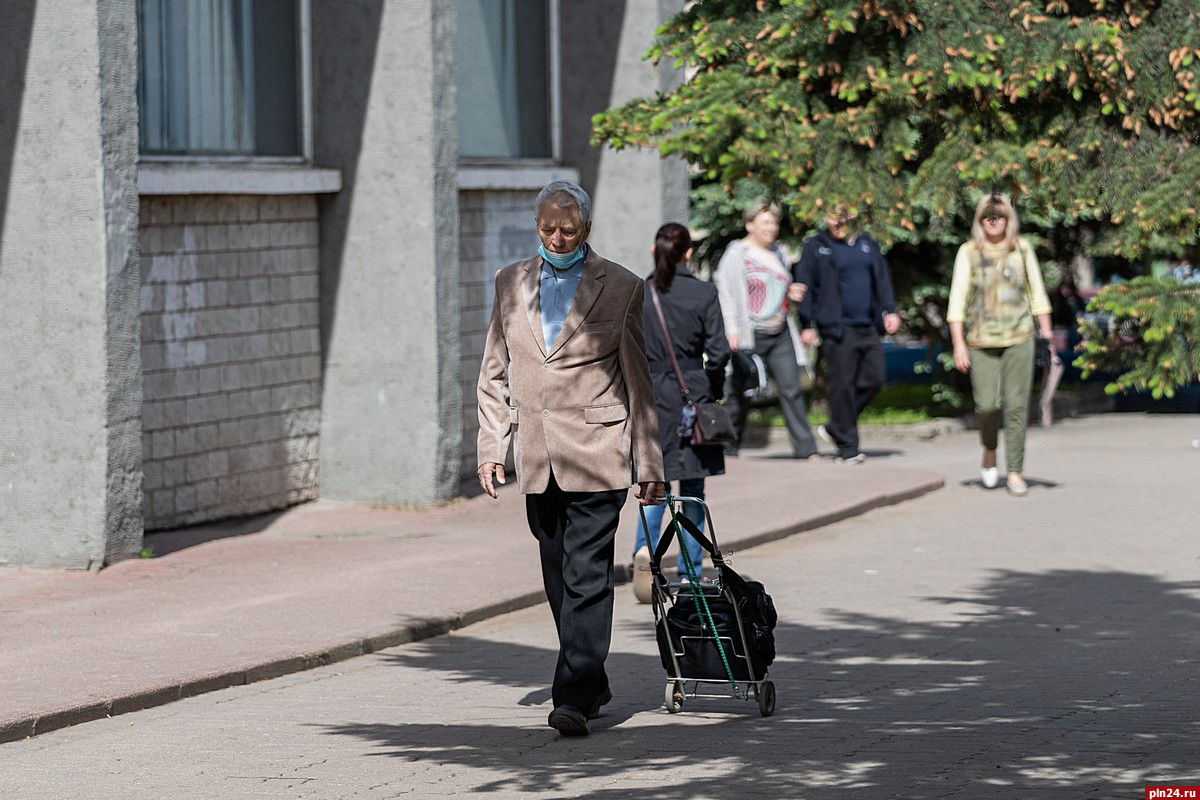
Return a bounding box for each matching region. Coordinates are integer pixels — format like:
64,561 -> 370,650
632,223 -> 731,602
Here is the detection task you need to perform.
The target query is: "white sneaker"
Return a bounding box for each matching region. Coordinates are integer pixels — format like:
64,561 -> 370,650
835,453 -> 865,465
633,546 -> 652,604
1006,473 -> 1028,497
817,425 -> 834,446
980,466 -> 999,489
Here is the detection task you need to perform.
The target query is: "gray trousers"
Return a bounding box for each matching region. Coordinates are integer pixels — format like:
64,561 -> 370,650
728,329 -> 817,458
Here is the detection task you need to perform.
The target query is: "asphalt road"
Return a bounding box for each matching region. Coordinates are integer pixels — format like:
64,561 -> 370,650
4,413 -> 1198,800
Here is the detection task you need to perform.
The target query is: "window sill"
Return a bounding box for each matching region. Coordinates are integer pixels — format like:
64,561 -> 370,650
458,162 -> 580,191
139,162 -> 342,196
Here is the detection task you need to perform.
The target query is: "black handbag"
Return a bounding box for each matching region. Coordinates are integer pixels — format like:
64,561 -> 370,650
692,401 -> 738,445
649,283 -> 736,446
1034,336 -> 1054,370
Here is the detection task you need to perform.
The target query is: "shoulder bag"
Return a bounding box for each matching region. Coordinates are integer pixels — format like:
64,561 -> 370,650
648,282 -> 737,446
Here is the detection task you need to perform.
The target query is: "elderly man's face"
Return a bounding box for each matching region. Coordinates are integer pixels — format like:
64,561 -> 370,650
536,198 -> 590,254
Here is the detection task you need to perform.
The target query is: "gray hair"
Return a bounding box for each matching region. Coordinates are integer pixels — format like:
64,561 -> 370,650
742,198 -> 781,223
535,180 -> 592,225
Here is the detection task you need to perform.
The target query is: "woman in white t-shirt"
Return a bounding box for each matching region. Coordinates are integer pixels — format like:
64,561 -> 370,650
715,200 -> 818,459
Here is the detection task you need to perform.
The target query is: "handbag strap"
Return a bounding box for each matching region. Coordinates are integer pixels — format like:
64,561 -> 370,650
648,281 -> 691,401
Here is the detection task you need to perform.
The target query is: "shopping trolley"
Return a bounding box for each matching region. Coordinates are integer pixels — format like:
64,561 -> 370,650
641,495 -> 777,716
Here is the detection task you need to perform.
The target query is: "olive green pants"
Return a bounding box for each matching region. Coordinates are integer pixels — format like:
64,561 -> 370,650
969,338 -> 1034,473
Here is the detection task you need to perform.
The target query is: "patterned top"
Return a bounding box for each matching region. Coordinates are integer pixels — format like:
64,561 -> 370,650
741,245 -> 791,335
946,238 -> 1052,348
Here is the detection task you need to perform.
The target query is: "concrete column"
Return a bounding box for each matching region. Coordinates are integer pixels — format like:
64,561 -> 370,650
312,1 -> 462,506
0,0 -> 143,568
561,0 -> 689,272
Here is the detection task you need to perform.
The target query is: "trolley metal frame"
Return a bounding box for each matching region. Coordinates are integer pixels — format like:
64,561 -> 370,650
641,495 -> 776,717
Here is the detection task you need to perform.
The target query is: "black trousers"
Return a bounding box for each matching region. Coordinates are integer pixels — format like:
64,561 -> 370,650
526,471 -> 626,711
821,325 -> 885,458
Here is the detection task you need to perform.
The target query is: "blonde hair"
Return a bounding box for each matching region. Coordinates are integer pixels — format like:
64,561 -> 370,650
971,192 -> 1020,248
743,198 -> 781,223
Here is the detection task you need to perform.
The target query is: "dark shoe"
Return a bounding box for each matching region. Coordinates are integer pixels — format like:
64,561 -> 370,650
587,687 -> 613,720
548,704 -> 589,736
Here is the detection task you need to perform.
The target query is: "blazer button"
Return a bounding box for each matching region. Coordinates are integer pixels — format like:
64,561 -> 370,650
543,363 -> 549,370
542,409 -> 550,417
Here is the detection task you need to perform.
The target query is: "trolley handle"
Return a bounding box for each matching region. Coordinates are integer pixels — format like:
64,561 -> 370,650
644,496 -> 726,572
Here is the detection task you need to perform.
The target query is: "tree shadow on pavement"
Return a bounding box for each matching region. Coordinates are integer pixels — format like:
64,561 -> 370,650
319,569 -> 1200,798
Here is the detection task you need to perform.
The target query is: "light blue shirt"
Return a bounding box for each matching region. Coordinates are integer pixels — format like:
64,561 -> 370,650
539,246 -> 587,350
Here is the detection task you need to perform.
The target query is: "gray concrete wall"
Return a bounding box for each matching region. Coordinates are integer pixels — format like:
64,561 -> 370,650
457,189 -> 542,478
139,195 -> 322,530
313,0 -> 462,506
0,0 -> 143,568
561,0 -> 689,273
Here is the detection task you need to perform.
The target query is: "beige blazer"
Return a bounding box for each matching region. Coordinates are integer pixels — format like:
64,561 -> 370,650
477,248 -> 665,494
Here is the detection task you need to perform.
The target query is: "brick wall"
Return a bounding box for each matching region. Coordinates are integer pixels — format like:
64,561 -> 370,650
139,195 -> 321,530
458,190 -> 538,478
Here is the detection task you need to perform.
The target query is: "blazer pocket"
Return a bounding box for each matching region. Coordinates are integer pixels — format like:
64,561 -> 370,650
581,321 -> 616,333
584,403 -> 627,425
509,407 -> 519,425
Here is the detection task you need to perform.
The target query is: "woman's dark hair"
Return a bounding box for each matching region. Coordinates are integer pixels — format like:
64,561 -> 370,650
651,222 -> 691,292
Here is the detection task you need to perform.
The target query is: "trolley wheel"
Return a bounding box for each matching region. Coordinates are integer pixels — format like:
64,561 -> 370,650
665,681 -> 685,713
757,680 -> 776,717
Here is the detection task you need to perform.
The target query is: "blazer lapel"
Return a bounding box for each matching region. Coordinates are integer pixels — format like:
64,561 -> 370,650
521,258 -> 548,357
547,250 -> 605,359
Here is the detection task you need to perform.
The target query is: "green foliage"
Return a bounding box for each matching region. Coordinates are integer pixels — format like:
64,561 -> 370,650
594,0 -> 1200,258
1074,276 -> 1200,398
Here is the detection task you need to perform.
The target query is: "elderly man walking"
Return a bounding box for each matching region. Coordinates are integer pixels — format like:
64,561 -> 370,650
476,181 -> 665,736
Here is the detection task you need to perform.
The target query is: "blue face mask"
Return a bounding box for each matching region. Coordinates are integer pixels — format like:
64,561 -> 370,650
539,244 -> 585,270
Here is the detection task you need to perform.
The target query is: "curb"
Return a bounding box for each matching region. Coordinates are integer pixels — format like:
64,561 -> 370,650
0,476 -> 943,744
0,589 -> 546,745
708,474 -> 945,556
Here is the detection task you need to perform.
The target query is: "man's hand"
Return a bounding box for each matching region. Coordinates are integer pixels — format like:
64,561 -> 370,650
727,332 -> 739,350
883,313 -> 901,335
799,328 -> 818,348
787,282 -> 807,303
478,462 -> 506,499
636,481 -> 666,507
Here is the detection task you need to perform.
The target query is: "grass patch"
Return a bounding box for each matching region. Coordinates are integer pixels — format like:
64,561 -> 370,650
747,383 -> 953,428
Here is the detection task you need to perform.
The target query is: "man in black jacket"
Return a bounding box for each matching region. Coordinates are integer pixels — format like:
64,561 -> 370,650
794,207 -> 900,462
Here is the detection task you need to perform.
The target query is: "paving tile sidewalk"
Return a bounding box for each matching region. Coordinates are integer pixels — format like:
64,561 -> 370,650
0,453 -> 942,743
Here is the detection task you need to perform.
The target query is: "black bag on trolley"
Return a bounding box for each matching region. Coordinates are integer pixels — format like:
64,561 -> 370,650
652,512 -> 778,682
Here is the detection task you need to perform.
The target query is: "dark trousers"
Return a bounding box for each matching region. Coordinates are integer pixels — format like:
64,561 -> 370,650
727,329 -> 817,457
821,325 -> 885,458
526,471 -> 626,711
